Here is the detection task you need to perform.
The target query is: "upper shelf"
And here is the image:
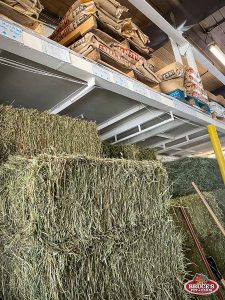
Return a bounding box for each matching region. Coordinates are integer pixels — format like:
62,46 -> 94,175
0,17 -> 225,157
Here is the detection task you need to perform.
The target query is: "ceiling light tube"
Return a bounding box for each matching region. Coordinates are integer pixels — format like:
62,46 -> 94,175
209,43 -> 225,67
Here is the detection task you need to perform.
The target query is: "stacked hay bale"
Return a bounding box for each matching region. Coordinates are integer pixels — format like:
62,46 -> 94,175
0,104 -> 190,299
171,193 -> 225,277
171,193 -> 225,299
102,142 -> 157,161
165,157 -> 224,198
0,105 -> 102,162
165,156 -> 225,297
0,155 -> 189,300
50,0 -> 160,88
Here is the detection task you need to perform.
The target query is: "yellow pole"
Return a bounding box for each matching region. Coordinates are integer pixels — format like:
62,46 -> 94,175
208,124 -> 225,184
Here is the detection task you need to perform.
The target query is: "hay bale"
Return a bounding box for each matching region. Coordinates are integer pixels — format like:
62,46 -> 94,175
102,143 -> 157,161
211,189 -> 225,221
0,155 -> 188,300
171,193 -> 225,280
165,157 -> 224,197
137,147 -> 157,161
0,105 -> 101,162
102,143 -> 138,159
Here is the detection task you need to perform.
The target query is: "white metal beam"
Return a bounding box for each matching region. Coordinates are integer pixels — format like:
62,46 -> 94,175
114,117 -> 184,145
100,109 -> 165,141
157,126 -> 205,149
138,125 -> 205,148
49,78 -> 95,114
158,134 -> 209,154
97,104 -> 146,131
170,38 -> 183,64
157,133 -> 174,139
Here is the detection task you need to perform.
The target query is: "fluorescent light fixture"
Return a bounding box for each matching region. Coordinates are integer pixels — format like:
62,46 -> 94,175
209,43 -> 225,67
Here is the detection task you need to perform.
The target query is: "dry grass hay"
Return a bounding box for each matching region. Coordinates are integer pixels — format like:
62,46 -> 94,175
102,143 -> 157,161
1,155 -> 188,300
0,105 -> 101,162
171,193 -> 225,281
165,158 -> 224,197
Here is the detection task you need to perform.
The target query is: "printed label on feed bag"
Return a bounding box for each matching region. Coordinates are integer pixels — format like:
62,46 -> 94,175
184,274 -> 219,295
0,20 -> 23,43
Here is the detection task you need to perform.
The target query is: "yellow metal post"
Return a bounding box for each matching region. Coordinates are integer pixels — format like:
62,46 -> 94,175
208,124 -> 225,184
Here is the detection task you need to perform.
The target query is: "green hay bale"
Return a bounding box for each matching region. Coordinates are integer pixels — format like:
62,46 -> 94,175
102,143 -> 157,161
137,147 -> 157,161
102,143 -> 138,159
0,155 -> 188,300
165,157 -> 224,197
171,193 -> 225,279
0,105 -> 101,162
211,189 -> 225,221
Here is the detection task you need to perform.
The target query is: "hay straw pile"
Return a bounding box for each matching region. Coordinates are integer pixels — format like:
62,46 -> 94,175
0,155 -> 188,300
171,193 -> 225,279
0,105 -> 101,162
165,157 -> 224,197
102,142 -> 157,161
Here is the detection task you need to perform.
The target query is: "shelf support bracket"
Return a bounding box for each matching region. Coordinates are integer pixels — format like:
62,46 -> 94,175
49,78 -> 96,115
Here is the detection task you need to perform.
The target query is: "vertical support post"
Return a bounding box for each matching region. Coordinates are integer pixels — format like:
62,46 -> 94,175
186,46 -> 199,74
208,124 -> 225,184
170,38 -> 183,64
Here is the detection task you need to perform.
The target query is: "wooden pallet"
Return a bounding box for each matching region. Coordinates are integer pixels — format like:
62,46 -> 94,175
0,0 -> 41,31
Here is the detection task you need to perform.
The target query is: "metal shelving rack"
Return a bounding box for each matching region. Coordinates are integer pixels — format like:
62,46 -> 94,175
0,1 -> 225,157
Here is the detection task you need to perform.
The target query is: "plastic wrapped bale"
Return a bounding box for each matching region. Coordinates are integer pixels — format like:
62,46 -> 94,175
171,192 -> 225,282
165,157 -> 224,197
0,155 -> 188,300
102,143 -> 157,161
0,105 -> 101,162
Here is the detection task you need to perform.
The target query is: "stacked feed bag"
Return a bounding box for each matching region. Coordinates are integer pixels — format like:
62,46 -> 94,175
207,91 -> 225,120
209,101 -> 225,120
156,62 -> 186,94
2,0 -> 43,18
70,29 -> 160,83
50,0 -> 160,87
0,155 -> 189,300
50,0 -> 128,43
50,0 -> 151,55
184,67 -> 208,102
0,105 -> 102,162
